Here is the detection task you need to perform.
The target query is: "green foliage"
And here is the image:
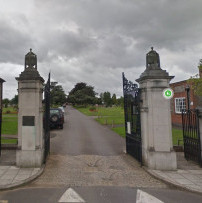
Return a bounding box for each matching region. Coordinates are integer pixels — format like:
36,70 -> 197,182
89,106 -> 96,111
116,97 -> 124,107
10,95 -> 18,105
189,59 -> 202,96
112,94 -> 117,105
112,127 -> 125,138
103,91 -> 112,107
3,98 -> 10,108
172,128 -> 183,146
2,107 -> 17,114
189,78 -> 202,96
1,138 -> 17,144
2,114 -> 18,135
95,117 -> 124,125
50,85 -> 66,106
68,82 -> 96,106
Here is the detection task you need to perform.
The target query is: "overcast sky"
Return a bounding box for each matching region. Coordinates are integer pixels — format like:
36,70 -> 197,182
1,0 -> 202,99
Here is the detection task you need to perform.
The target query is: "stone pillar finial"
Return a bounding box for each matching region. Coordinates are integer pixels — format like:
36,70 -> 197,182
25,48 -> 37,69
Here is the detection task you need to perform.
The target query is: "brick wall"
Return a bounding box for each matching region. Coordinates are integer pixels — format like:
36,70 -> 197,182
170,80 -> 196,126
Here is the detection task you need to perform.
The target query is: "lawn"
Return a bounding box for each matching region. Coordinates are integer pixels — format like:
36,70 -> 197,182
1,138 -> 17,144
1,111 -> 18,135
2,106 -> 18,114
76,106 -> 124,125
76,106 -> 184,146
111,126 -> 183,146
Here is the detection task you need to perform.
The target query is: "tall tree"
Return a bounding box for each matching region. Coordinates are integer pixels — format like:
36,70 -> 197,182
103,91 -> 112,107
3,98 -> 10,108
112,93 -> 117,105
10,95 -> 18,105
67,82 -> 96,106
50,85 -> 66,106
189,59 -> 202,96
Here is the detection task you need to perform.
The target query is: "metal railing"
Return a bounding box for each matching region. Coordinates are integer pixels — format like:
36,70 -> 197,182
182,109 -> 202,166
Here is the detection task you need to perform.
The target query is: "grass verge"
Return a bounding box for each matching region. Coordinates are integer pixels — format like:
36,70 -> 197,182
1,138 -> 17,144
75,106 -> 184,146
2,114 -> 18,135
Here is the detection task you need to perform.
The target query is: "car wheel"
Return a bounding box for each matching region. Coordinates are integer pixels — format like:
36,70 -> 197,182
60,124 -> 63,129
50,114 -> 59,122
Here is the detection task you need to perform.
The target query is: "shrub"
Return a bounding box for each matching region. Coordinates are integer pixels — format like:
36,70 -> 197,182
89,106 -> 96,112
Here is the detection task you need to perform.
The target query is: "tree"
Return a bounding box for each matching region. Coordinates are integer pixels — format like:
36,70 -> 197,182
67,82 -> 97,106
10,95 -> 18,105
103,91 -> 112,107
117,96 -> 124,108
50,85 -> 66,106
189,59 -> 202,96
3,98 -> 10,108
112,94 -> 117,105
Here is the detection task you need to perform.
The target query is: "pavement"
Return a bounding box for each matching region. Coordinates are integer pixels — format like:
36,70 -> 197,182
0,165 -> 44,190
146,152 -> 202,194
0,150 -> 44,190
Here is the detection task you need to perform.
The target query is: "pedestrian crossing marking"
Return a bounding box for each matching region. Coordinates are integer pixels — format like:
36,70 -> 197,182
58,188 -> 85,202
136,189 -> 164,203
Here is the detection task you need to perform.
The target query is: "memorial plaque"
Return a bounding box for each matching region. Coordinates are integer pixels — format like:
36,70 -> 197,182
23,116 -> 35,126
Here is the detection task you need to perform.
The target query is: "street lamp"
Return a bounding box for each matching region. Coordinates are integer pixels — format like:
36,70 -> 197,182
185,84 -> 190,111
0,78 -> 5,156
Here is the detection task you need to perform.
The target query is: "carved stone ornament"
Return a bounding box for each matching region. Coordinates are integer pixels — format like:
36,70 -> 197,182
25,48 -> 37,69
146,47 -> 161,70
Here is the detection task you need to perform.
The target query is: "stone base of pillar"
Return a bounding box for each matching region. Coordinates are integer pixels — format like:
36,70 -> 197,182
16,149 -> 44,168
143,150 -> 177,170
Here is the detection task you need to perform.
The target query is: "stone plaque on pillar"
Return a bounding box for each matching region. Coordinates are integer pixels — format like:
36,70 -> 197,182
136,47 -> 177,170
16,49 -> 45,167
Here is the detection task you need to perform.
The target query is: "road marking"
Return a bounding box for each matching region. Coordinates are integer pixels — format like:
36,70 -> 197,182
0,201 -> 8,203
136,189 -> 164,203
58,188 -> 85,202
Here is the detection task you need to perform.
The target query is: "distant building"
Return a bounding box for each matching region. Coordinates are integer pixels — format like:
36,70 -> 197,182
170,68 -> 202,127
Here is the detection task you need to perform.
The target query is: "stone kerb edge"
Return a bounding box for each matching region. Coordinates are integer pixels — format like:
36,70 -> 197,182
0,165 -> 45,191
144,167 -> 202,194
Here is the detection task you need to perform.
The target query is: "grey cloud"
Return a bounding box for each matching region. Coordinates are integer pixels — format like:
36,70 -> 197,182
1,0 -> 202,99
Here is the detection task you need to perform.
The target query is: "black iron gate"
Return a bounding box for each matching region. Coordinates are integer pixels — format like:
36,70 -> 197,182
122,73 -> 142,163
182,109 -> 202,166
44,73 -> 50,163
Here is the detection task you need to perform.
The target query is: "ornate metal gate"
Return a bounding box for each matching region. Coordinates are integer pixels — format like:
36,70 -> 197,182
44,73 -> 50,163
182,109 -> 202,166
122,73 -> 142,163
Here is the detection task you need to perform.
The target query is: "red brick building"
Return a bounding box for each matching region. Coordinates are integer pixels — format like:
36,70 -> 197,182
170,68 -> 202,127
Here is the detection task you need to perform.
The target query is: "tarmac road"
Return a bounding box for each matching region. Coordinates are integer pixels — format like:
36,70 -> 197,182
50,106 -> 125,156
0,106 -> 202,203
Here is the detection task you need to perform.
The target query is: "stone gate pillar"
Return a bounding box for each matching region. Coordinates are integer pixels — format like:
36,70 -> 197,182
16,49 -> 45,167
136,47 -> 177,170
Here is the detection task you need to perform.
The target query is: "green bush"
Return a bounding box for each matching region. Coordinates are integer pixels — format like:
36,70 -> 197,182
89,106 -> 96,111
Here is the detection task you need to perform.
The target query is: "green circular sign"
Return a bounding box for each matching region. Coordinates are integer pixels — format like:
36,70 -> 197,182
163,88 -> 174,99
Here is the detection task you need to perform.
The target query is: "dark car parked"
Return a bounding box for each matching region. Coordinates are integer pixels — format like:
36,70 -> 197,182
50,108 -> 64,129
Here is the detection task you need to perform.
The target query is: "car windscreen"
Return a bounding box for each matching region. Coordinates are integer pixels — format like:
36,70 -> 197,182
50,109 -> 60,115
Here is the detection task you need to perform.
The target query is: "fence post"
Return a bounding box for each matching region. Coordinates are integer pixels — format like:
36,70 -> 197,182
112,120 -> 114,128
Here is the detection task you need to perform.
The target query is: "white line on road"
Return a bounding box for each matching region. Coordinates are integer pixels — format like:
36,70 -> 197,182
58,188 -> 85,202
136,189 -> 164,203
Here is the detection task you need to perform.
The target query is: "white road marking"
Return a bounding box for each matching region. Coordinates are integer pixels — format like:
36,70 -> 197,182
0,201 -> 8,203
58,188 -> 85,202
136,189 -> 164,203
